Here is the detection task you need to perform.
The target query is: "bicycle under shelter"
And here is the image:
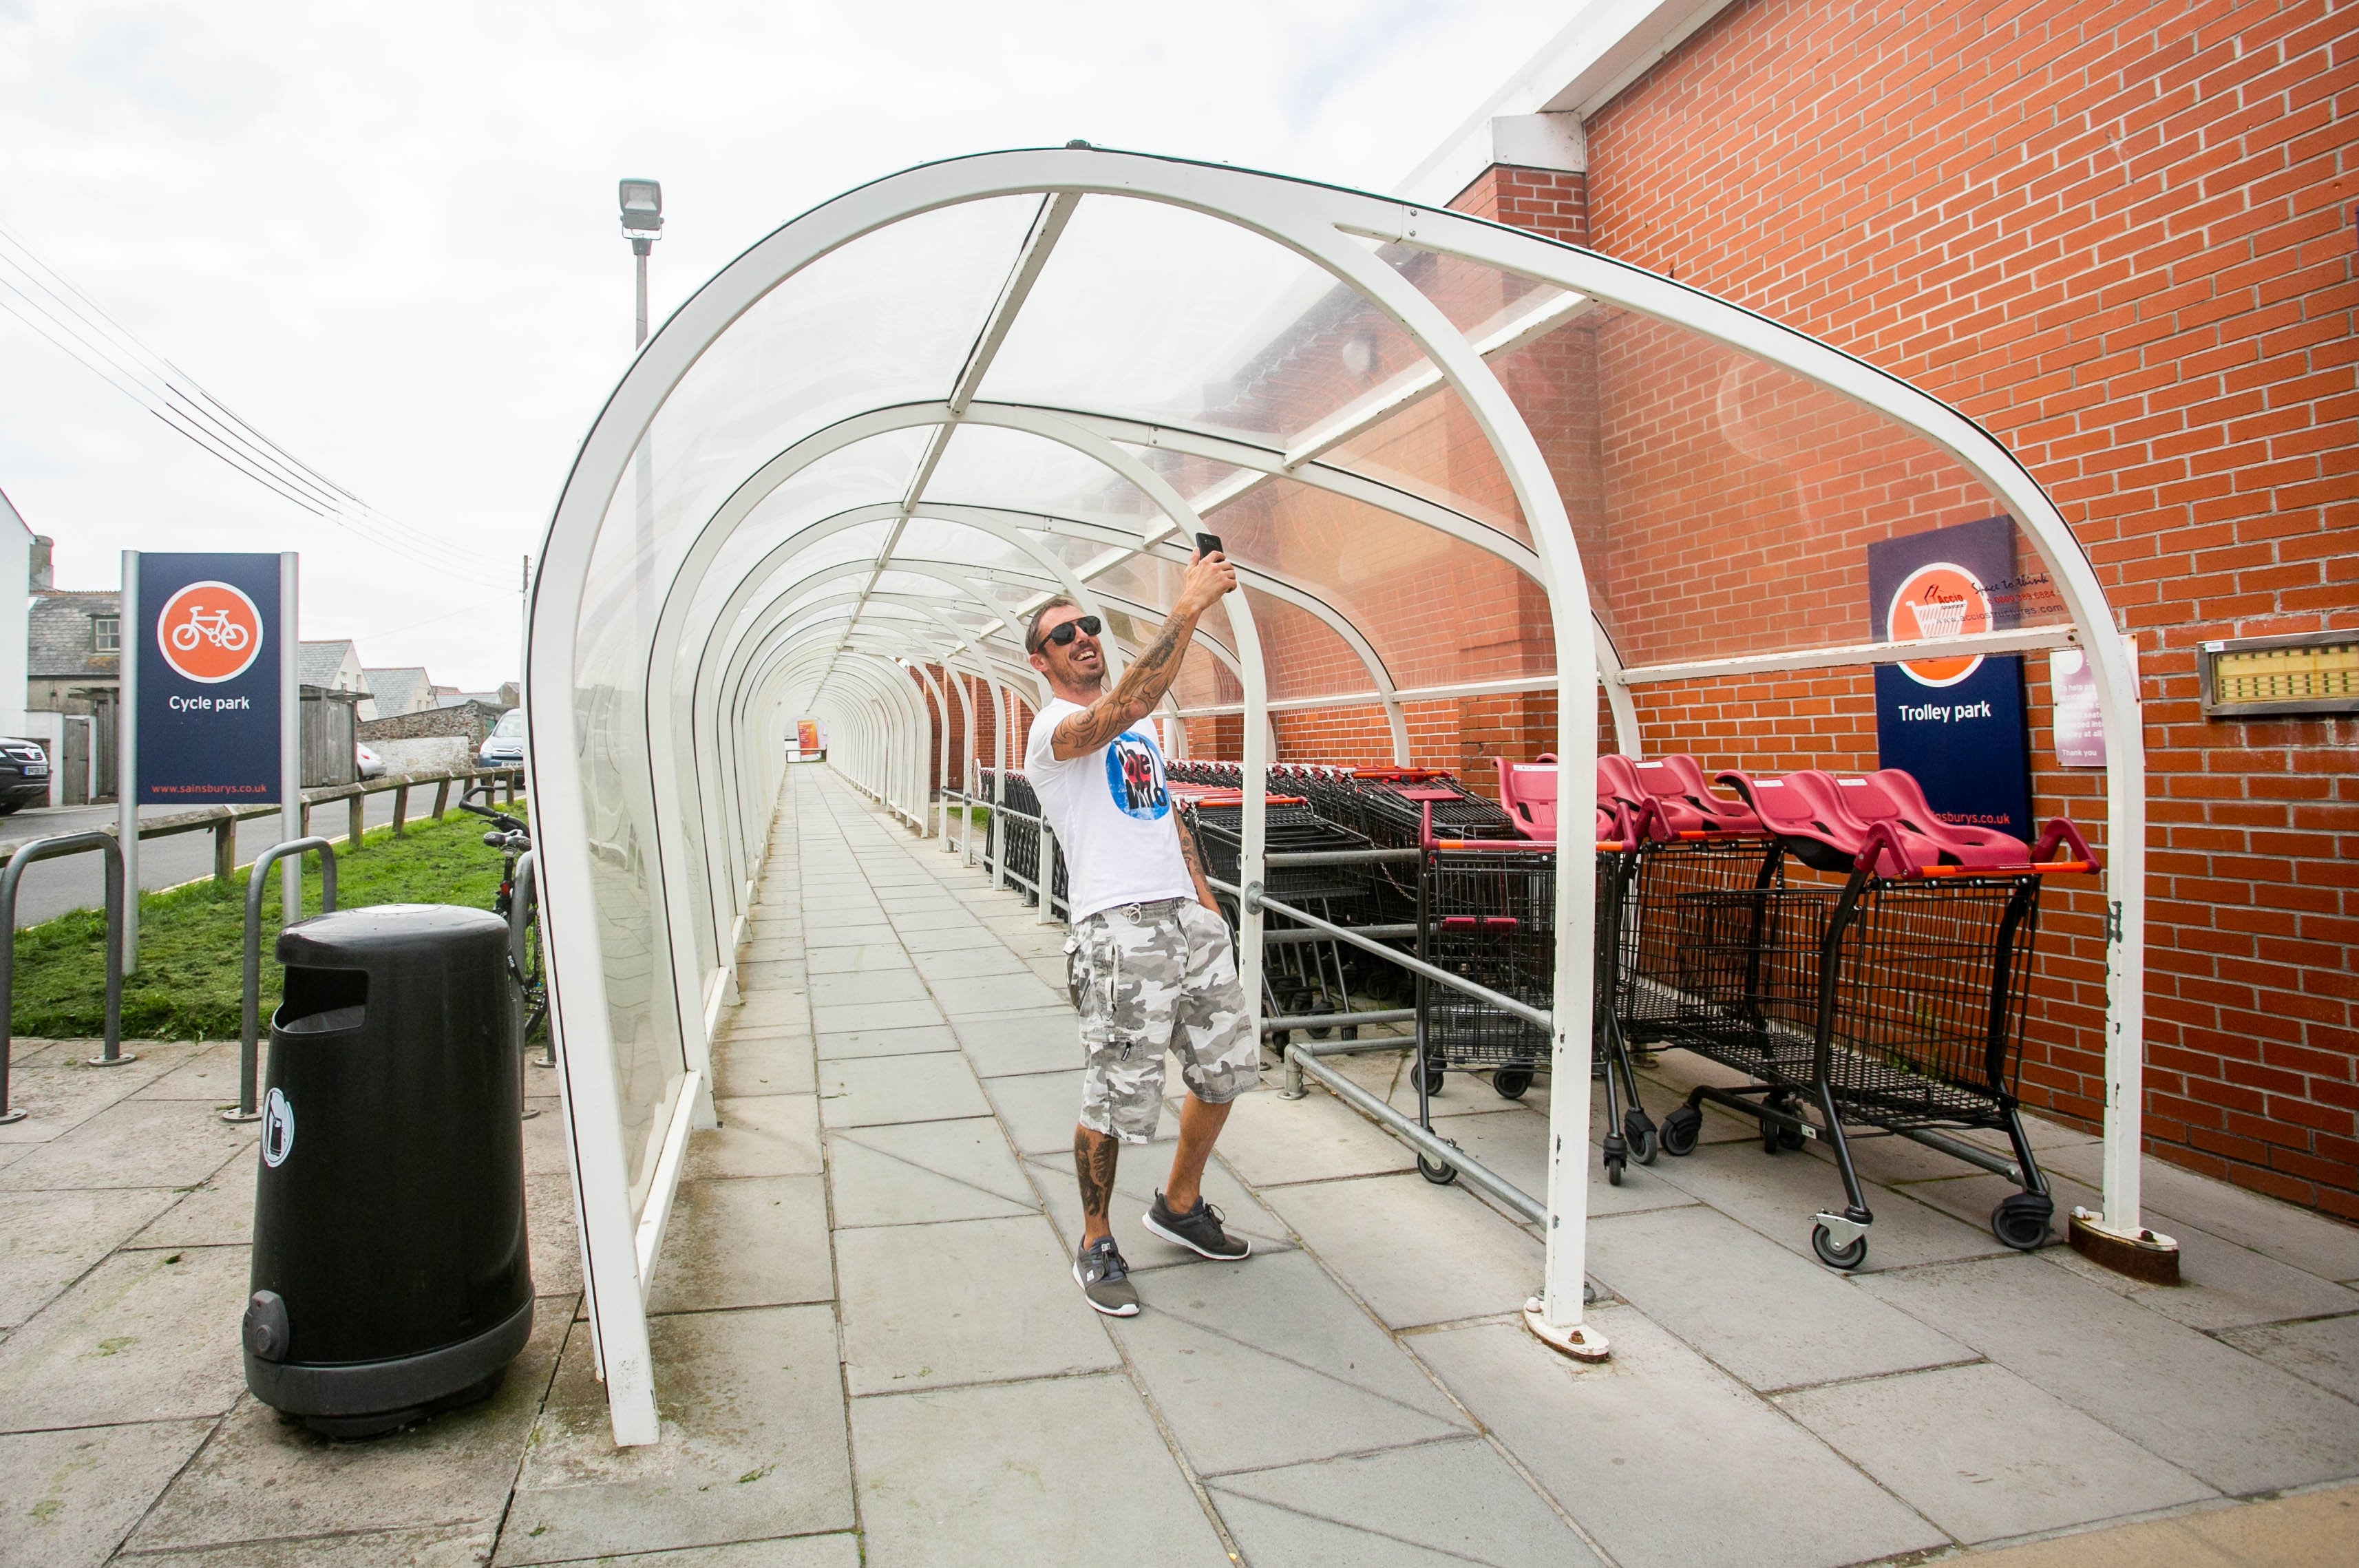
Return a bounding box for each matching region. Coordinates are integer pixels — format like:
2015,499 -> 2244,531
522,147 -> 2149,1444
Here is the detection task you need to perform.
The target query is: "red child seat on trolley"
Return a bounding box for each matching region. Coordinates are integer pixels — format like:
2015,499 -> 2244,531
1492,757 -> 1560,840
1716,767 -> 2026,871
1596,754 -> 1763,836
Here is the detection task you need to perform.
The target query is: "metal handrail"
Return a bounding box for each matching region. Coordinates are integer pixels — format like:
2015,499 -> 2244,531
510,848 -> 552,1072
1214,876 -> 1554,1033
0,832 -> 129,1121
229,837 -> 338,1123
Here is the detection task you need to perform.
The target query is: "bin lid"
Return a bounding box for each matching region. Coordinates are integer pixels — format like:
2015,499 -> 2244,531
276,903 -> 508,967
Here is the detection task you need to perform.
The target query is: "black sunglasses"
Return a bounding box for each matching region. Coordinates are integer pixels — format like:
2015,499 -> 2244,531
1039,615 -> 1102,648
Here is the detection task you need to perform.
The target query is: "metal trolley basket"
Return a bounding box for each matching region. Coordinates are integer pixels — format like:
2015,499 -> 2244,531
1181,790 -> 1379,1037
1655,816 -> 2099,1269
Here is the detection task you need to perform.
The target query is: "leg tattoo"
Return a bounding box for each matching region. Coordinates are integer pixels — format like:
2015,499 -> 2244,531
1075,1125 -> 1120,1238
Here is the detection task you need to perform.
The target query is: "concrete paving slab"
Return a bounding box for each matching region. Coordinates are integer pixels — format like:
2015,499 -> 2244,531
2039,1143 -> 2359,1283
717,990 -> 810,1034
928,971 -> 1070,1017
909,944 -> 1032,981
812,1023 -> 960,1061
1107,1248 -> 1469,1475
982,1067 -> 1176,1156
805,942 -> 917,975
129,1042 -> 244,1102
1858,1254 -> 2359,1494
1916,1169 -> 2359,1331
802,922 -> 898,949
0,1417 -> 213,1568
1212,1084 -> 1415,1187
684,1095 -> 822,1180
2218,1313 -> 2359,1403
522,1097 -> 574,1174
535,1535 -> 861,1567
1413,1309 -> 1947,1568
711,1035 -> 816,1098
809,998 -> 944,1035
0,1094 -> 259,1193
0,1055 -> 193,1152
1028,1147 -> 1295,1265
524,1172 -> 580,1297
0,1243 -> 250,1430
733,961 -> 808,994
1585,1203 -> 1971,1391
851,1372 -> 1227,1568
949,1008 -> 1079,1077
1779,1360 -> 2213,1543
127,1171 -> 255,1251
818,1052 -> 989,1129
1651,1136 -> 2013,1270
893,922 -> 1007,952
1429,1105 -> 1697,1218
78,1523 -> 496,1567
808,970 -> 930,1008
0,1185 -> 180,1329
129,1313 -> 563,1551
1267,1172 -> 1541,1327
500,1306 -> 851,1565
827,1120 -> 1036,1230
887,907 -> 989,933
835,1213 -> 1119,1395
737,937 -> 804,963
1207,1436 -> 1604,1568
644,1176 -> 832,1313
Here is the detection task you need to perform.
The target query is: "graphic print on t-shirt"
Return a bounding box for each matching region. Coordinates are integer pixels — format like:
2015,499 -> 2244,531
1103,732 -> 1170,820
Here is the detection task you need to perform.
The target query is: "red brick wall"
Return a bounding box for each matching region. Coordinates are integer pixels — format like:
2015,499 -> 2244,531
1576,0 -> 2359,1215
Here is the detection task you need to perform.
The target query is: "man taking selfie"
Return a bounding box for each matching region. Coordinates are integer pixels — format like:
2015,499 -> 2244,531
1022,544 -> 1251,1316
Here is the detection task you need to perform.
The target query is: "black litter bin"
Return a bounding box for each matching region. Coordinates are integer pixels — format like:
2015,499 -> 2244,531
242,903 -> 533,1437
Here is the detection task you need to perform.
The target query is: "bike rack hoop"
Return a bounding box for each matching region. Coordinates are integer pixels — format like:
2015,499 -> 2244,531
0,831 -> 131,1123
230,837 -> 339,1124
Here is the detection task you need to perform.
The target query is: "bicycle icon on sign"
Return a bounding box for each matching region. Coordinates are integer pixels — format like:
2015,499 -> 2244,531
170,606 -> 251,653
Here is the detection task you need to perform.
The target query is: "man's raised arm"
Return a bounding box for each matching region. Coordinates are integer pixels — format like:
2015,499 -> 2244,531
1050,551 -> 1236,760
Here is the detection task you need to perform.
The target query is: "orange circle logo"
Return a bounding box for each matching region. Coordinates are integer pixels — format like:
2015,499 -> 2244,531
1888,562 -> 1989,688
156,581 -> 264,684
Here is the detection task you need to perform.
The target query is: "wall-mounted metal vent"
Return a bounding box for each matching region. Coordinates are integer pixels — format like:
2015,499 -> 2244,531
2199,631 -> 2359,718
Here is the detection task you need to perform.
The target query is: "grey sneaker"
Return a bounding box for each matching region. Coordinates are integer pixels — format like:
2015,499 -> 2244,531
1143,1191 -> 1251,1260
1074,1237 -> 1140,1316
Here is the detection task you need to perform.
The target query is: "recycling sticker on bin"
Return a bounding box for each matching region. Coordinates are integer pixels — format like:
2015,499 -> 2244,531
133,553 -> 287,805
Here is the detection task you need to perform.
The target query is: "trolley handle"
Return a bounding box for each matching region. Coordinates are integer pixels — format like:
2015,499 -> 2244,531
1852,820 -> 1916,879
2029,816 -> 2099,872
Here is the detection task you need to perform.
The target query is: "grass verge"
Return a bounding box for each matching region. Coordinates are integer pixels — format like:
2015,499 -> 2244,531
11,805 -> 516,1040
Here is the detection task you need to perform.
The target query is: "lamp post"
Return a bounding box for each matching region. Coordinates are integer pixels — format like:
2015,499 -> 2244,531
619,178 -> 662,348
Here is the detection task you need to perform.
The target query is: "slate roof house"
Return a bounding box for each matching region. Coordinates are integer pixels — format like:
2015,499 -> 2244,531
28,589 -> 121,716
364,666 -> 435,717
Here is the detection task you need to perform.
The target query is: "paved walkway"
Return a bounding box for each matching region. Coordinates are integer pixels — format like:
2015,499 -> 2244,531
3,764 -> 2356,1565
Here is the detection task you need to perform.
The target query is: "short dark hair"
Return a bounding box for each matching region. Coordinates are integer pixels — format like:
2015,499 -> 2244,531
1025,595 -> 1080,655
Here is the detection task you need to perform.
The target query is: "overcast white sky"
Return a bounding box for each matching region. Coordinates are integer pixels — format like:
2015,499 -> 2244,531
0,1 -> 1566,688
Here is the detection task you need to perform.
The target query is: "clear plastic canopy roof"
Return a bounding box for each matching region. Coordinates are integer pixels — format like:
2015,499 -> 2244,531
525,148 -> 2145,1443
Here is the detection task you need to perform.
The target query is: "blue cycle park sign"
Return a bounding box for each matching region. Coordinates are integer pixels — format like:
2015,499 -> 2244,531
1866,517 -> 2034,843
134,553 -> 286,805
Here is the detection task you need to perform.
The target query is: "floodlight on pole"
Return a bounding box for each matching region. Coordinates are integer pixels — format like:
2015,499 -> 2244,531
619,178 -> 662,348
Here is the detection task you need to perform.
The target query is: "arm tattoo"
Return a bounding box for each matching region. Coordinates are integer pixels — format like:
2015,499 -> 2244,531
1053,613 -> 1194,756
1075,1127 -> 1120,1220
1175,812 -> 1219,911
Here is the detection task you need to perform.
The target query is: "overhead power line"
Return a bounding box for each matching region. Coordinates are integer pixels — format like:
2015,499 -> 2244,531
0,222 -> 509,590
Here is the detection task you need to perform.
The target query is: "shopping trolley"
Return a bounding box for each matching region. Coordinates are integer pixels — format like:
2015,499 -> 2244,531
1655,779 -> 2099,1269
1178,787 -> 1382,1037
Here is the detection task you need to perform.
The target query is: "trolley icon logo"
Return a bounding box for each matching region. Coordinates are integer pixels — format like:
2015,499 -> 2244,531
1887,562 -> 1991,689
261,1088 -> 295,1167
156,580 -> 264,684
1104,732 -> 1170,820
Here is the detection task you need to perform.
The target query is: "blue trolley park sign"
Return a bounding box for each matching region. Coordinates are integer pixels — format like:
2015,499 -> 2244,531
1866,517 -> 2042,845
120,551 -> 302,967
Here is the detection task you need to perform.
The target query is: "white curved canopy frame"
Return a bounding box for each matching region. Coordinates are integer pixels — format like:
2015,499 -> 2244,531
526,147 -> 2146,1445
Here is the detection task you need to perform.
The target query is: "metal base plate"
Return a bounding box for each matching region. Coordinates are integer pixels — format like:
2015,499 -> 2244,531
2068,1207 -> 2181,1285
85,1052 -> 138,1067
1522,1298 -> 1611,1362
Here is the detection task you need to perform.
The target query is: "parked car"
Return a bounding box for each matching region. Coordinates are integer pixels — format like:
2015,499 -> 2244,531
0,739 -> 50,814
478,707 -> 525,770
355,741 -> 386,781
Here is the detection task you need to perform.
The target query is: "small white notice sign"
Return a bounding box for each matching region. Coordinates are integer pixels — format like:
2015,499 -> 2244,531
2050,648 -> 2105,768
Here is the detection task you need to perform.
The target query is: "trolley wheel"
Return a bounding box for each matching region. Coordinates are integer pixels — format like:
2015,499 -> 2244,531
1340,1026 -> 1360,1041
1492,1068 -> 1533,1100
1629,1125 -> 1660,1166
1606,1154 -> 1625,1187
1270,1030 -> 1292,1050
1990,1191 -> 2054,1252
1761,1117 -> 1783,1156
1660,1105 -> 1702,1158
1778,1123 -> 1807,1152
1418,1153 -> 1459,1186
1811,1223 -> 1867,1271
1421,1062 -> 1446,1098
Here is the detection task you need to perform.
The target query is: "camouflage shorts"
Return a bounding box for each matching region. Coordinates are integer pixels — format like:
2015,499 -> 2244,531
1070,898 -> 1256,1143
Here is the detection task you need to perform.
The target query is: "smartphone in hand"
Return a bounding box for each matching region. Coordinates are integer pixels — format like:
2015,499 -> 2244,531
1195,532 -> 1223,559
